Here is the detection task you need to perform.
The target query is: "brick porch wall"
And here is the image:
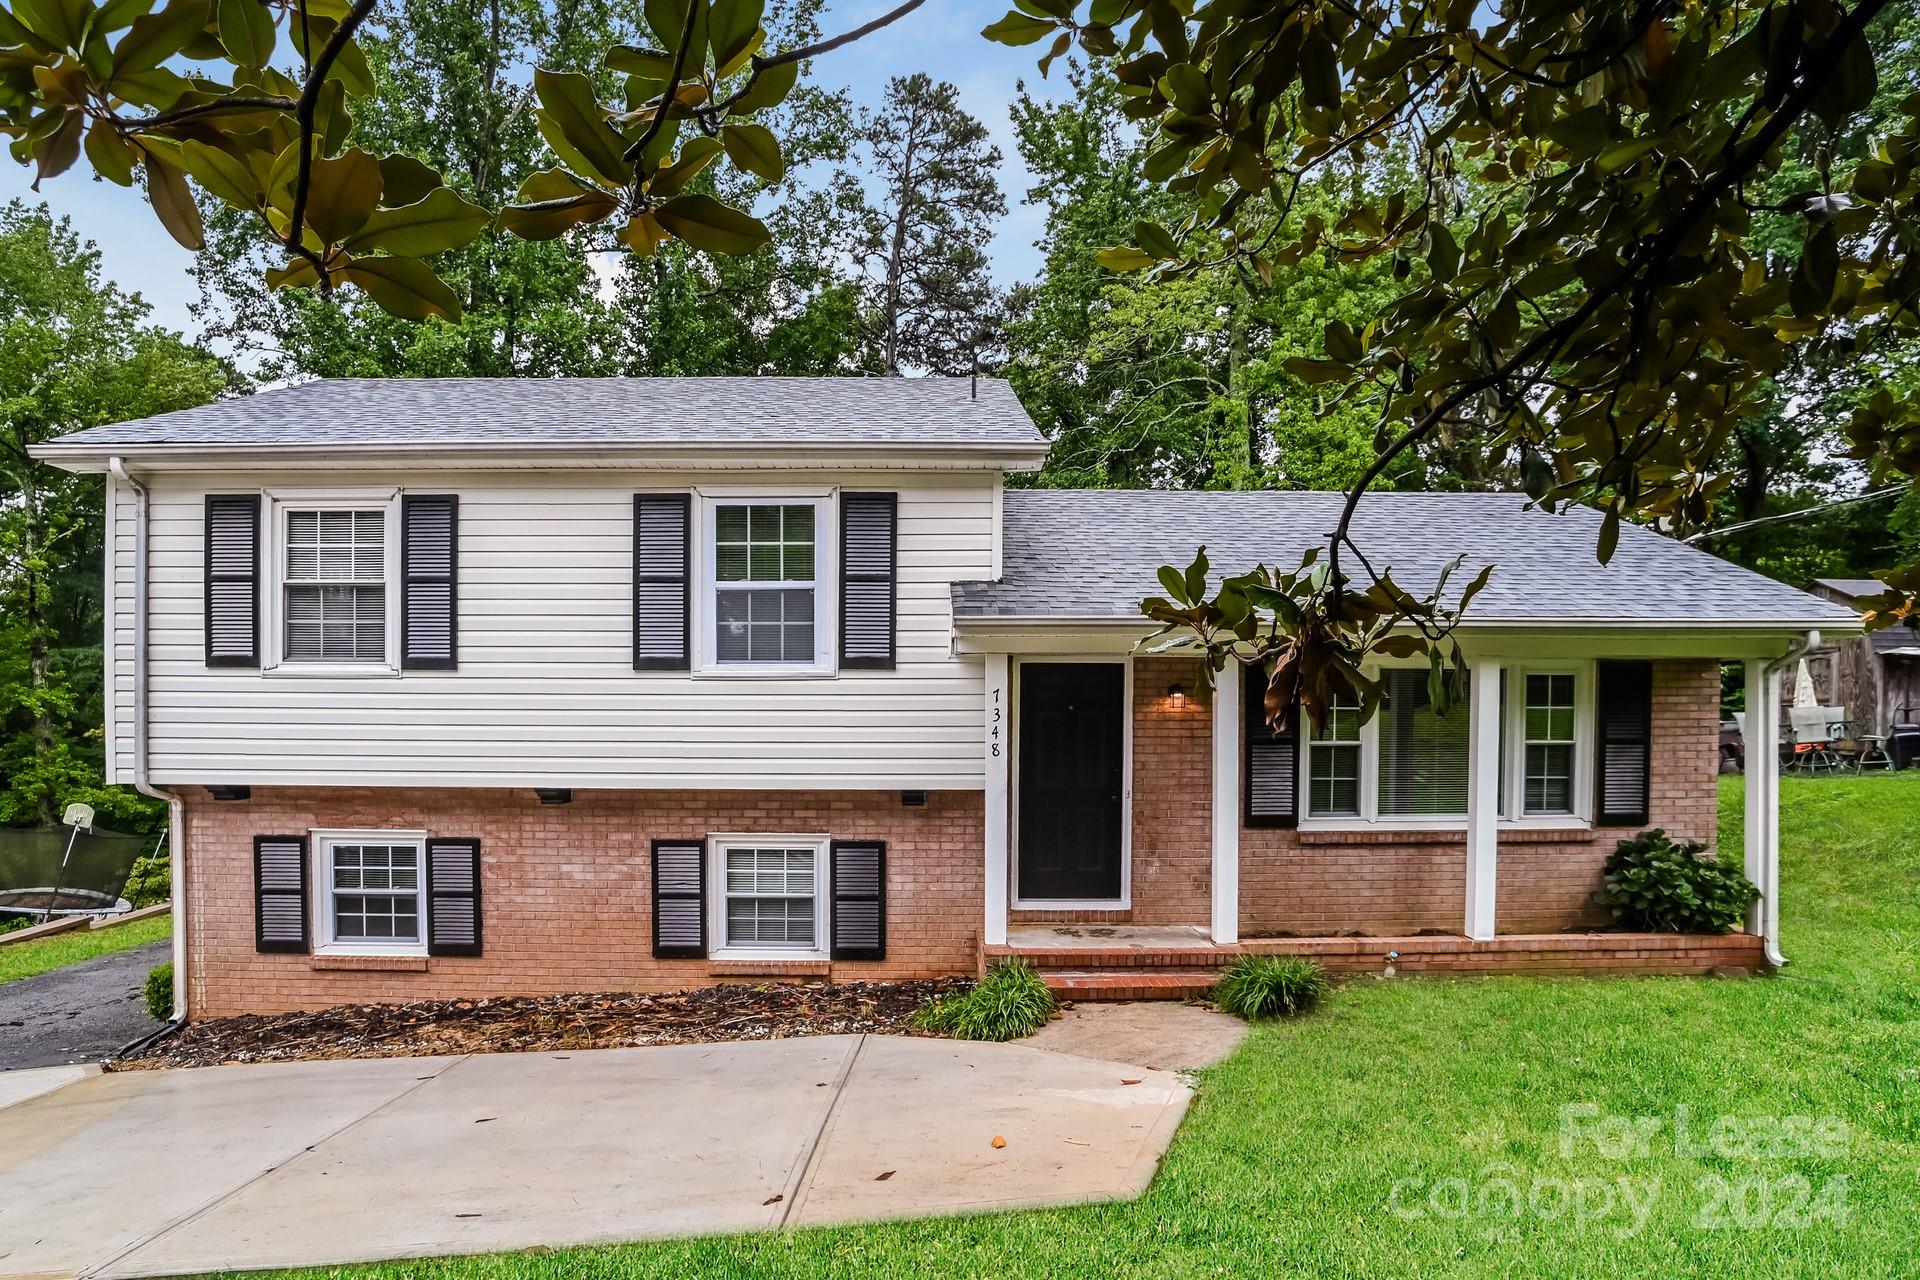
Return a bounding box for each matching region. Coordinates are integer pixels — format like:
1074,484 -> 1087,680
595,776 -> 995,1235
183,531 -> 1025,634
181,787 -> 983,1018
1242,659 -> 1725,936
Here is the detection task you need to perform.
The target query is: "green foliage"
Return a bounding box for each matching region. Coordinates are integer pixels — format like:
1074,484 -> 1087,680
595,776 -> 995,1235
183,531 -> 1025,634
911,958 -> 1054,1042
143,959 -> 172,1021
1600,829 -> 1760,935
122,853 -> 169,908
1212,954 -> 1330,1021
0,911 -> 168,984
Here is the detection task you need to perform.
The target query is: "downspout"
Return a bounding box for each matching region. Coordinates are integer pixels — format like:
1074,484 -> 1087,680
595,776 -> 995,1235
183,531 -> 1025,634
109,456 -> 189,1030
1756,629 -> 1819,968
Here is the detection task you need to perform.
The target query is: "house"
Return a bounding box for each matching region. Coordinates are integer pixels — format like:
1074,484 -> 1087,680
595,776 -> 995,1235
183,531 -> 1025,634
1804,578 -> 1920,738
32,378 -> 1859,1019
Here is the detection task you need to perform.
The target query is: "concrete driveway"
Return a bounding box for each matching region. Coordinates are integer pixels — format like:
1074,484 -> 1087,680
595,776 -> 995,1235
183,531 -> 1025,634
0,940 -> 169,1070
0,1035 -> 1189,1278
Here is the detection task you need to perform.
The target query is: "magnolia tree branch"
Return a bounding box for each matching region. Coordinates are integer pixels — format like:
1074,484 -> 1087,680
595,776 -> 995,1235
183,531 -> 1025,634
708,0 -> 928,116
284,0 -> 381,287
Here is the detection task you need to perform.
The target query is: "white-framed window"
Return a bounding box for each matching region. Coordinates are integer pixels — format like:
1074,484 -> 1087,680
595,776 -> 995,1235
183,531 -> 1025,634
695,492 -> 835,675
312,829 -> 427,955
1296,662 -> 1593,828
707,834 -> 829,959
263,489 -> 401,674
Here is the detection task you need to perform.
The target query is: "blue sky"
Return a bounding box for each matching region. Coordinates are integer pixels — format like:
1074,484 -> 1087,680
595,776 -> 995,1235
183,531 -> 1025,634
0,0 -> 1069,340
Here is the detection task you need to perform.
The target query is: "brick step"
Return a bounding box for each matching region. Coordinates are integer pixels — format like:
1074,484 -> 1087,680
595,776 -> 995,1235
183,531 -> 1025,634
1043,970 -> 1220,1001
989,945 -> 1235,973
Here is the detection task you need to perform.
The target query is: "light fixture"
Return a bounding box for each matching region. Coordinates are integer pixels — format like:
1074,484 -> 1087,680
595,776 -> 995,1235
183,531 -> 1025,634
1168,683 -> 1186,702
535,788 -> 573,805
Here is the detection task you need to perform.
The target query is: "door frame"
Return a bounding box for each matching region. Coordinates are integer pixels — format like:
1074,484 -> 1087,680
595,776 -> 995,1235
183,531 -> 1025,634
1010,655 -> 1133,910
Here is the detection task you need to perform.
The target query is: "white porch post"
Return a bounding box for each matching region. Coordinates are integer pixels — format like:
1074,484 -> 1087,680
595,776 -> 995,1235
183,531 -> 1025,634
1464,658 -> 1503,941
1210,660 -> 1241,945
1744,659 -> 1783,964
983,653 -> 1010,948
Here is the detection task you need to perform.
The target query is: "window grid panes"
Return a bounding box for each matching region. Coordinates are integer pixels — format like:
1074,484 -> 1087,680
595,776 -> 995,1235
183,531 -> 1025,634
286,508 -> 386,661
714,504 -> 816,664
1377,669 -> 1470,816
722,846 -> 817,948
1523,673 -> 1578,814
1308,697 -> 1363,817
329,843 -> 420,942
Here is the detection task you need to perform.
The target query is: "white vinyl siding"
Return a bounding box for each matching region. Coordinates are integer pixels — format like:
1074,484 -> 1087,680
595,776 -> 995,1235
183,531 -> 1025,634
131,468 -> 993,789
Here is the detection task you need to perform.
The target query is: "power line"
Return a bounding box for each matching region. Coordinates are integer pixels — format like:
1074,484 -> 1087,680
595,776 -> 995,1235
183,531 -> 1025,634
1682,485 -> 1905,544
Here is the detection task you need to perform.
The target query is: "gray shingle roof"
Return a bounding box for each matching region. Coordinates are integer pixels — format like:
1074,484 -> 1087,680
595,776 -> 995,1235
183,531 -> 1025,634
953,489 -> 1858,627
38,376 -> 1045,450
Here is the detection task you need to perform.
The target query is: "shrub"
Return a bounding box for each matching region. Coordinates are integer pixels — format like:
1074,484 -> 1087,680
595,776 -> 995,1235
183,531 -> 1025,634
123,854 -> 171,908
1213,955 -> 1330,1020
1599,828 -> 1759,934
144,962 -> 173,1021
912,958 -> 1054,1041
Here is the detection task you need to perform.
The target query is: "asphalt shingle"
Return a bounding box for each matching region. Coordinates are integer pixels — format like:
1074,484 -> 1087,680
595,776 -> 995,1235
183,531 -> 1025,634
953,489 -> 1856,627
39,376 -> 1045,449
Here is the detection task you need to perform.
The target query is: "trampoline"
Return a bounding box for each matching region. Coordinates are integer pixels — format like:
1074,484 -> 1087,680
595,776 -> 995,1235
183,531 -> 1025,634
0,823 -> 157,921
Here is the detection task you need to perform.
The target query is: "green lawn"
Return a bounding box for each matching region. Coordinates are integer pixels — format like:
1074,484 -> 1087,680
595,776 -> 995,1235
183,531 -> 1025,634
0,913 -> 170,985
271,776 -> 1919,1278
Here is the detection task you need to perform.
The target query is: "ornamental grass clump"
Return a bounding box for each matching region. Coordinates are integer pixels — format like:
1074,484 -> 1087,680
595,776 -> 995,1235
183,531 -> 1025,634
1213,955 -> 1330,1021
1599,829 -> 1759,934
912,957 -> 1054,1041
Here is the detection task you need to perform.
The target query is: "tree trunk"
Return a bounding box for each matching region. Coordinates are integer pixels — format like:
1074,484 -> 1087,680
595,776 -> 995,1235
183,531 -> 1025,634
20,460 -> 56,827
879,106 -> 923,377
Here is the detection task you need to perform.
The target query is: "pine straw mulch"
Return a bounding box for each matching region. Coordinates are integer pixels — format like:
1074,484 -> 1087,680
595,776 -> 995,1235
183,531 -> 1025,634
112,978 -> 972,1071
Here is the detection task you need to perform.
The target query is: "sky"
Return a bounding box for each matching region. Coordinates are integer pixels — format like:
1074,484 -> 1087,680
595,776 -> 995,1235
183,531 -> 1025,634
0,0 -> 1071,342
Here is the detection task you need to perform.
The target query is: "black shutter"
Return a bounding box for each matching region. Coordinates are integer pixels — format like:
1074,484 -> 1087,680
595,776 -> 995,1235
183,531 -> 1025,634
205,494 -> 261,667
651,839 -> 706,958
830,840 -> 886,961
425,837 -> 482,956
633,494 -> 691,671
1596,660 -> 1653,825
840,493 -> 897,670
254,834 -> 309,953
1244,672 -> 1300,828
402,494 -> 458,670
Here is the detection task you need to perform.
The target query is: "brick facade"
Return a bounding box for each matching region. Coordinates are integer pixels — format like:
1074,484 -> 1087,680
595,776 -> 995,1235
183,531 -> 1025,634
181,787 -> 982,1018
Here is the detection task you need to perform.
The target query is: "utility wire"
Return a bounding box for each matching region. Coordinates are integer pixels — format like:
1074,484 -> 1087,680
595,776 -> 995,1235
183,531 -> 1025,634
1682,485 -> 1905,544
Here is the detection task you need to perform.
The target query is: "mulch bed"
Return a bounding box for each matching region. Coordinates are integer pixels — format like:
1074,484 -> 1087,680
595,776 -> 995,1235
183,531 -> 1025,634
114,978 -> 971,1070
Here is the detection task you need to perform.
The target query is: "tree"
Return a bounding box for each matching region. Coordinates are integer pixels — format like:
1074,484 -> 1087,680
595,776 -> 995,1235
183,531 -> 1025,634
838,73 -> 1005,375
0,202 -> 234,828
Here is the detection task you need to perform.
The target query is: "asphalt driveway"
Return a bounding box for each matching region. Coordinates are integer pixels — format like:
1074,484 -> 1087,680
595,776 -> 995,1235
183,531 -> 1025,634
0,1034 -> 1190,1279
0,939 -> 168,1070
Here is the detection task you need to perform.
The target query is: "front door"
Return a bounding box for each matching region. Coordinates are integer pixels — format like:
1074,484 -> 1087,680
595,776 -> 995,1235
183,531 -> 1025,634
1017,661 -> 1125,901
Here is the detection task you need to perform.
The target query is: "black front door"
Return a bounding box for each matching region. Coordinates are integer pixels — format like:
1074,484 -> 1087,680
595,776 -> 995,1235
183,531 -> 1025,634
1018,662 -> 1125,901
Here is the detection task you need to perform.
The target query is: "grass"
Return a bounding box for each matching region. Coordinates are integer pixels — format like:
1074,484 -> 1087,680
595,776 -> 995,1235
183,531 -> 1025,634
254,775 -> 1919,1278
0,912 -> 170,985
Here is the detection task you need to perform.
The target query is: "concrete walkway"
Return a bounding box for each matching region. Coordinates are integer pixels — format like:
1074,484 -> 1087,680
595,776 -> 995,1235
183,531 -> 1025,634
0,1035 -> 1190,1278
0,940 -> 169,1070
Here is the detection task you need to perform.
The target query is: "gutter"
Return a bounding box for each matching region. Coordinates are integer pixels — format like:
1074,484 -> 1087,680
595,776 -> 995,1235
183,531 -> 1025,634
108,457 -> 189,1026
1755,629 -> 1819,968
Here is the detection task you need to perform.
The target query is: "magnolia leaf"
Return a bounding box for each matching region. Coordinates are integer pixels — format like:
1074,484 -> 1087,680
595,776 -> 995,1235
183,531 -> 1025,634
181,138 -> 262,209
709,0 -> 763,69
1595,135 -> 1661,173
982,11 -> 1053,46
95,0 -> 151,31
340,255 -> 463,322
643,0 -> 706,64
377,152 -> 441,207
720,121 -> 783,182
496,190 -> 619,240
31,107 -> 82,188
288,15 -> 376,97
217,0 -> 275,66
1596,505 -> 1621,565
653,193 -> 770,254
619,211 -> 666,256
345,186 -> 489,255
648,134 -> 722,196
533,67 -> 632,186
1283,356 -> 1350,383
715,27 -> 763,79
1097,245 -> 1156,271
730,57 -> 796,113
114,0 -> 209,75
13,0 -> 86,49
109,65 -> 190,108
0,5 -> 41,47
265,257 -> 320,289
302,147 -> 383,245
606,44 -> 675,80
144,153 -> 205,249
1133,218 -> 1179,260
513,165 -> 598,202
84,120 -> 138,185
1427,221 -> 1459,282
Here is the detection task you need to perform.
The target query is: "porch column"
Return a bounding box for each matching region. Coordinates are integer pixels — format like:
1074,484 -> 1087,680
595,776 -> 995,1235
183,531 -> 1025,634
983,653 -> 1010,947
1743,658 -> 1783,964
1464,658 -> 1503,941
1210,659 -> 1241,945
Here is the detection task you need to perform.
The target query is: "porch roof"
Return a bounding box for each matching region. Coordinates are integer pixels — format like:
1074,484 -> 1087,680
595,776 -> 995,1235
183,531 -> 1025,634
953,489 -> 1858,631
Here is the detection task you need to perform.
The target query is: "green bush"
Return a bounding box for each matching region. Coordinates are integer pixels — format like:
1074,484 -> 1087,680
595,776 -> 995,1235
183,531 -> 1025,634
1599,828 -> 1759,934
1213,955 -> 1330,1020
912,958 -> 1054,1041
144,961 -> 173,1021
122,853 -> 171,908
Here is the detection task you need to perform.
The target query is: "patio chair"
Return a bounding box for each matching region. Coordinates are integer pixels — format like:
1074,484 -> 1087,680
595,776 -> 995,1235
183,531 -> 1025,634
1787,706 -> 1847,774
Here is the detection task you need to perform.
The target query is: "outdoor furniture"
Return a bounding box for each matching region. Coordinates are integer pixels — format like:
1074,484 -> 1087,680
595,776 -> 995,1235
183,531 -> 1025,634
1787,706 -> 1848,774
